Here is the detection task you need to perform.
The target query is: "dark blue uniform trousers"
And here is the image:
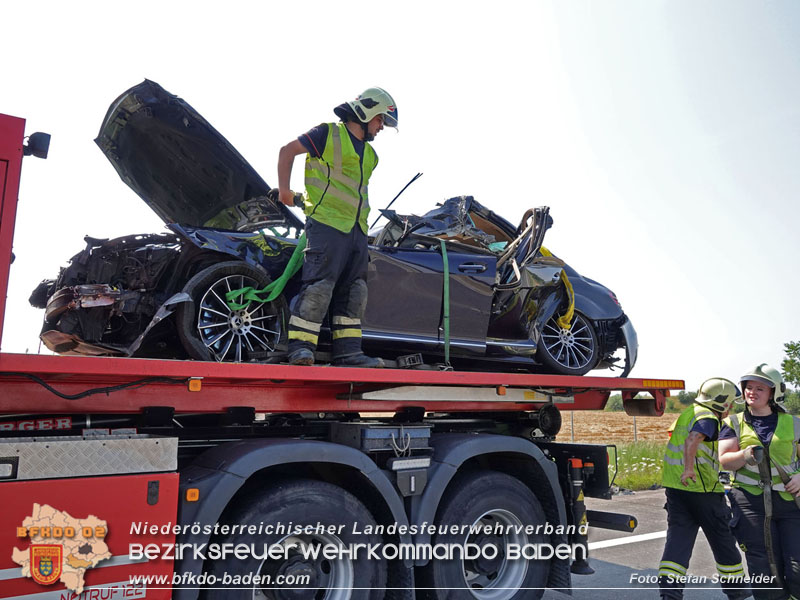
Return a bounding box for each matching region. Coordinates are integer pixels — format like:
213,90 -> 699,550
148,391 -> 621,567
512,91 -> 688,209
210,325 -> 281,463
729,487 -> 800,600
288,219 -> 369,359
660,487 -> 746,599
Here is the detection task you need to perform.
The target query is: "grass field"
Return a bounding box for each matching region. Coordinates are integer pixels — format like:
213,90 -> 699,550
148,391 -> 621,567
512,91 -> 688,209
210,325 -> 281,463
608,441 -> 663,491
557,410 -> 671,491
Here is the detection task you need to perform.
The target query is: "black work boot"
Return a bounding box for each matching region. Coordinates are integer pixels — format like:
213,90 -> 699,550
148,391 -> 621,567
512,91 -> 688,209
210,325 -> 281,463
288,348 -> 314,366
333,353 -> 385,368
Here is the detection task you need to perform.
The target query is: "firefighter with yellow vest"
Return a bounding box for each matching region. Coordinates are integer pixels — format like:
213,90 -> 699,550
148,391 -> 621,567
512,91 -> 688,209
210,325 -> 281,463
719,364 -> 800,600
276,88 -> 398,367
659,377 -> 749,600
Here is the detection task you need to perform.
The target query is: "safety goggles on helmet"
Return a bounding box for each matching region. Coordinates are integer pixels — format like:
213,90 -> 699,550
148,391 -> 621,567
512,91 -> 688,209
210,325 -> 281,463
740,363 -> 786,404
348,87 -> 398,129
694,377 -> 741,413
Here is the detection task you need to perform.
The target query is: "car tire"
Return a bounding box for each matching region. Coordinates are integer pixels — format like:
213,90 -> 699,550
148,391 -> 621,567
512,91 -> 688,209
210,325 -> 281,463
202,478 -> 387,600
176,261 -> 288,362
535,312 -> 599,376
417,470 -> 550,600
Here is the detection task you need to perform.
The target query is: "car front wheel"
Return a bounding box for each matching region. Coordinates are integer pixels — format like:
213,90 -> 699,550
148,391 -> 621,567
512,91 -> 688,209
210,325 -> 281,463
536,312 -> 599,376
177,261 -> 288,362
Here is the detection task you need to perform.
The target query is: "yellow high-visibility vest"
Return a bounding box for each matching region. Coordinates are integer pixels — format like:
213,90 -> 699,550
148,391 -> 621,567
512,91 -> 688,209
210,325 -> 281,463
304,123 -> 378,234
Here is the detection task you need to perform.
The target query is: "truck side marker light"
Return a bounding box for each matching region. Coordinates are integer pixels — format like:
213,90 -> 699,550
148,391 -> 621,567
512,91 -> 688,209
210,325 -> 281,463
188,377 -> 203,392
643,380 -> 683,389
388,457 -> 431,471
496,386 -> 507,396
186,488 -> 200,502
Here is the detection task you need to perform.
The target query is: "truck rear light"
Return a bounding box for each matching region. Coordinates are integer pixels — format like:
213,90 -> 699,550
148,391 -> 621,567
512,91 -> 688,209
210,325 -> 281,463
186,488 -> 200,502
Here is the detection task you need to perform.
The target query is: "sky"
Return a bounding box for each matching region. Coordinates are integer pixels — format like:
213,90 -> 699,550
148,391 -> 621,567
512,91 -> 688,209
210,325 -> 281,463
2,0 -> 799,393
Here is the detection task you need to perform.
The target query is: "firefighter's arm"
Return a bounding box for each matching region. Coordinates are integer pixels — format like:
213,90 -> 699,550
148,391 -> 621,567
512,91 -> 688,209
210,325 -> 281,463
277,139 -> 307,207
719,437 -> 763,470
681,431 -> 707,486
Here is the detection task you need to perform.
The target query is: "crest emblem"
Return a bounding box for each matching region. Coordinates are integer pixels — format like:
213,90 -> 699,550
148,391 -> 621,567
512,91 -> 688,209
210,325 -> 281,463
31,545 -> 62,585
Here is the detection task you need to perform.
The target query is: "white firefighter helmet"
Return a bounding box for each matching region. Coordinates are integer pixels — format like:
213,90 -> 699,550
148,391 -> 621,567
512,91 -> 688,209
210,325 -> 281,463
348,87 -> 398,128
694,377 -> 741,413
740,363 -> 786,404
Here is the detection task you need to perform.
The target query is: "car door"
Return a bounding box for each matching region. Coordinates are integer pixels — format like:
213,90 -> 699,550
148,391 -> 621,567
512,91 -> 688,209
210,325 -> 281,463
363,245 -> 495,353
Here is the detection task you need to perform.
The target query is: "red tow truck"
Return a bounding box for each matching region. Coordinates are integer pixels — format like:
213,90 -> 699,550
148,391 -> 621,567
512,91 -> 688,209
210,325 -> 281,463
0,113 -> 681,600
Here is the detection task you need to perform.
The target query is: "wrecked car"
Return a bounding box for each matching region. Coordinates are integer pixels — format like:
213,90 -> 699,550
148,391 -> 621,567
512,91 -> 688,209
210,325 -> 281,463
29,80 -> 637,376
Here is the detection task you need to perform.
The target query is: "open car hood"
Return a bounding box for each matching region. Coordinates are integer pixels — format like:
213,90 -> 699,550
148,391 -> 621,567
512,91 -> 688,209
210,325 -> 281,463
95,80 -> 303,231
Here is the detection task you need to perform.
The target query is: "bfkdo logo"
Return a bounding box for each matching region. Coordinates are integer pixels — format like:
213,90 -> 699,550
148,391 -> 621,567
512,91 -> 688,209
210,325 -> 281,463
12,504 -> 111,594
31,545 -> 62,585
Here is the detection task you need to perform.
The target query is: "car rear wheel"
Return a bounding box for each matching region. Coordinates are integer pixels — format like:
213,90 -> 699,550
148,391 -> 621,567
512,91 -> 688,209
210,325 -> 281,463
536,312 -> 599,376
177,261 -> 288,362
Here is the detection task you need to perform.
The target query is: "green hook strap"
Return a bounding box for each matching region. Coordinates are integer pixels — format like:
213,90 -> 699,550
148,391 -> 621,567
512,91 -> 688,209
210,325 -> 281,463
225,233 -> 307,310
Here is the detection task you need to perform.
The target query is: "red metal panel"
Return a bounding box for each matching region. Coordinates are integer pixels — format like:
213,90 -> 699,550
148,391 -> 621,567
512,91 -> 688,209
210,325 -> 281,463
0,114 -> 26,349
0,352 -> 683,414
0,473 -> 177,599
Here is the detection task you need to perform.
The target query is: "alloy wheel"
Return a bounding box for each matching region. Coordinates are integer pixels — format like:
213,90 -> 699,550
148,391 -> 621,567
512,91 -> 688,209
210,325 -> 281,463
196,274 -> 282,362
541,313 -> 596,371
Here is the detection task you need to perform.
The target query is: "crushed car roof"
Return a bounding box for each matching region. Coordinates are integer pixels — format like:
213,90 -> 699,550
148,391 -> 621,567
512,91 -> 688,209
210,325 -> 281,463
95,79 -> 303,231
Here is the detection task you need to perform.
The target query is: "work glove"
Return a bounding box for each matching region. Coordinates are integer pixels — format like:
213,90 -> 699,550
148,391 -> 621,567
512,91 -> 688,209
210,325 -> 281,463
268,188 -> 304,208
743,446 -> 764,466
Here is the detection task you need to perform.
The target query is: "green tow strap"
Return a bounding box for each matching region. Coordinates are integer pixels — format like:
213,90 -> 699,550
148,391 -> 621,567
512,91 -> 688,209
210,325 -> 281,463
225,233 -> 307,310
439,240 -> 451,367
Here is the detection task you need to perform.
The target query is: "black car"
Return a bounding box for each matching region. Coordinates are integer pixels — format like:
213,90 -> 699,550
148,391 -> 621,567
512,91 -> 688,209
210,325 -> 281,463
29,80 -> 637,376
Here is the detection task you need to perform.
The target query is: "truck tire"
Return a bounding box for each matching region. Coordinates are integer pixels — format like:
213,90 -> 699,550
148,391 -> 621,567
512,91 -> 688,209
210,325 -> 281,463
417,470 -> 550,600
536,312 -> 599,376
203,478 -> 387,599
176,261 -> 288,362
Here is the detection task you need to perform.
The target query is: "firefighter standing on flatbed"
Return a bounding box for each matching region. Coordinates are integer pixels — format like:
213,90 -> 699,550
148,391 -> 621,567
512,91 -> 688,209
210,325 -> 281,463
719,364 -> 800,600
659,378 -> 749,600
276,88 -> 398,368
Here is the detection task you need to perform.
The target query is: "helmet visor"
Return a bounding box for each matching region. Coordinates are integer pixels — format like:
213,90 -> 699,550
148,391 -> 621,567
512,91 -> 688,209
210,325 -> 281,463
382,107 -> 398,128
740,374 -> 775,388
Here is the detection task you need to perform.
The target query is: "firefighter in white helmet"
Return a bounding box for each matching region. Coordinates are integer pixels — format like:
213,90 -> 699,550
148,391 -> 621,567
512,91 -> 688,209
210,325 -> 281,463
276,88 -> 398,367
719,364 -> 800,600
659,377 -> 748,599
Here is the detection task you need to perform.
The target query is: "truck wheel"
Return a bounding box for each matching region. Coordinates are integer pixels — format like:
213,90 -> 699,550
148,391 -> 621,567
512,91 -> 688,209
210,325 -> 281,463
176,261 -> 288,362
418,470 -> 550,600
204,478 -> 387,599
536,312 -> 599,376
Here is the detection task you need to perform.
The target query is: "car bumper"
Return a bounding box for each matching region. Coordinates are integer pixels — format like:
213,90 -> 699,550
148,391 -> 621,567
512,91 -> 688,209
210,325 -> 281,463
620,316 -> 638,377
